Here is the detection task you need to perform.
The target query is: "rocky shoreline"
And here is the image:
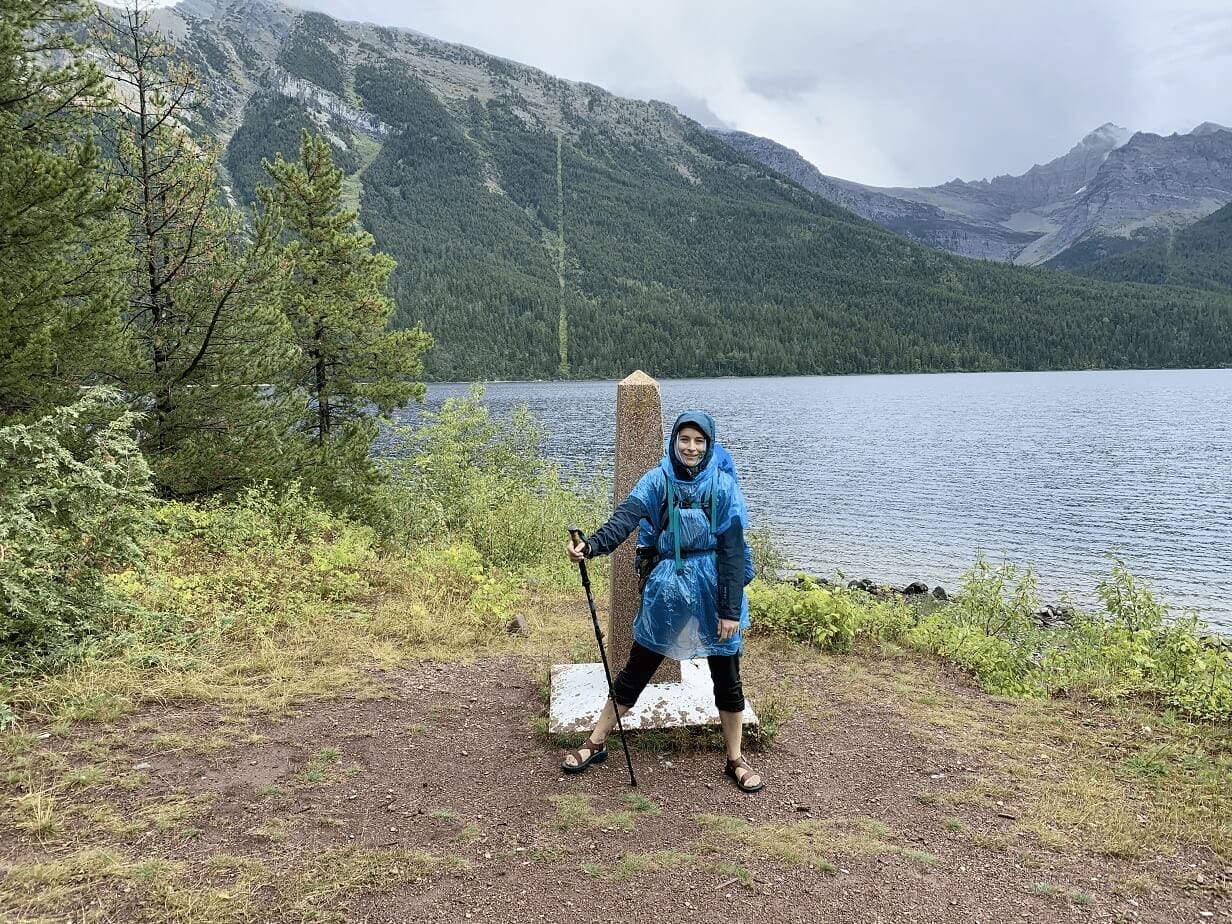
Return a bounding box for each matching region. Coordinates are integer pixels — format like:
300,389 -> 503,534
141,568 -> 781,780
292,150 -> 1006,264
786,572 -> 1232,645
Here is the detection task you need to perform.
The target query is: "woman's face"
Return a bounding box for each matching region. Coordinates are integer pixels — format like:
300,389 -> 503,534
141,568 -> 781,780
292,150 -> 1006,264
674,425 -> 708,468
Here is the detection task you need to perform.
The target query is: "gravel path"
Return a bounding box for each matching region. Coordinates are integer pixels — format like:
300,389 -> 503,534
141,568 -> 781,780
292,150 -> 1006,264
3,653 -> 1227,923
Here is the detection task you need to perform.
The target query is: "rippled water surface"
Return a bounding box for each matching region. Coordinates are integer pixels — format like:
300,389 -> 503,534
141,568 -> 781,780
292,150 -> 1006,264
389,370 -> 1232,631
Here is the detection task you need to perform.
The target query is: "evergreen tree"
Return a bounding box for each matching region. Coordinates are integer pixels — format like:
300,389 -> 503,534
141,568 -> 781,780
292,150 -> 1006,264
97,3 -> 296,496
259,131 -> 432,505
0,0 -> 125,421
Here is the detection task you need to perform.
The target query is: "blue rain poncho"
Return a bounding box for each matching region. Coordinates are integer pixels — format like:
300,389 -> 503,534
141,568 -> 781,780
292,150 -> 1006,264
637,441 -> 755,586
585,412 -> 750,660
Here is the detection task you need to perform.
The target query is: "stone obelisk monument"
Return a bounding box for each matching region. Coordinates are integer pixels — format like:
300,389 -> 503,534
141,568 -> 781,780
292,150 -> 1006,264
607,371 -> 679,684
547,371 -> 756,733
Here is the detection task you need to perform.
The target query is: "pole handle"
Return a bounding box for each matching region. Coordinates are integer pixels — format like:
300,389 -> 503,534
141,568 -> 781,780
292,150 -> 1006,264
567,527 -> 591,589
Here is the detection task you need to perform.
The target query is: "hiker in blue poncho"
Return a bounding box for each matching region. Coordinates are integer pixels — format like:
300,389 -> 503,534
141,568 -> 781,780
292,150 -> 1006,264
561,411 -> 765,793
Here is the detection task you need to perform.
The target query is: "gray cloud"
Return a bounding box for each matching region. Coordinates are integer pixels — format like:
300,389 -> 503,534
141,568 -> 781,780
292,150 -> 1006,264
298,0 -> 1232,187
668,95 -> 737,130
745,71 -> 820,102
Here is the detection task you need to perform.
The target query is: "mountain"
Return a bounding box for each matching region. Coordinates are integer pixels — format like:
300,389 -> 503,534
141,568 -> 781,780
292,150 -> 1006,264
712,129 -> 1040,262
718,124 -> 1232,269
1069,201 -> 1232,292
121,0 -> 1232,379
1035,127 -> 1232,268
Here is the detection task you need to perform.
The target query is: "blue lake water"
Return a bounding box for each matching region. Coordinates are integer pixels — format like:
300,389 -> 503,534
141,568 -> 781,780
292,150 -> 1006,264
388,369 -> 1232,632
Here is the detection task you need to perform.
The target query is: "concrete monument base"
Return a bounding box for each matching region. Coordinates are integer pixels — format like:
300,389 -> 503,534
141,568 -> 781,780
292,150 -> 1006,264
548,660 -> 758,734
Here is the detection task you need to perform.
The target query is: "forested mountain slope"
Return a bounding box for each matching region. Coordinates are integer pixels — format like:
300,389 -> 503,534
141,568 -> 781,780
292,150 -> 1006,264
1067,202 -> 1232,293
150,0 -> 1232,379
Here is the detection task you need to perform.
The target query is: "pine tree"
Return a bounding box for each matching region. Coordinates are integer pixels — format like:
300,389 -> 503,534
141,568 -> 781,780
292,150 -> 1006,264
0,0 -> 125,421
259,131 -> 432,505
97,3 -> 296,496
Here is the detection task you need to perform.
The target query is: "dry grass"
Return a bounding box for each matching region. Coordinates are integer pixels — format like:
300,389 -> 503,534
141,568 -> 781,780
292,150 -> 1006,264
11,782 -> 58,836
815,643 -> 1232,860
581,849 -> 757,885
142,793 -> 216,832
547,793 -> 636,832
694,812 -> 900,869
0,844 -> 461,923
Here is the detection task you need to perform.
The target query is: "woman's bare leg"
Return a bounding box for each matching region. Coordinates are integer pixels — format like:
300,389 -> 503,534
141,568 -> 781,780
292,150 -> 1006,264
720,709 -> 761,788
562,699 -> 628,768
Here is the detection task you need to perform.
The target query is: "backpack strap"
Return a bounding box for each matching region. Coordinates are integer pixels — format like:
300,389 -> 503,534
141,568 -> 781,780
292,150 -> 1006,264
662,468 -> 723,576
665,472 -> 683,574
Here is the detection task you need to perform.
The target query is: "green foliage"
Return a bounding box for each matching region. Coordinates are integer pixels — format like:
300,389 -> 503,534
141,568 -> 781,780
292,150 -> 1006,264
98,6 -> 298,496
746,527 -> 787,583
224,94 -> 363,210
748,551 -> 1232,720
1041,560 -> 1232,720
909,615 -> 1041,698
747,579 -> 856,651
225,93 -> 323,208
0,0 -> 126,420
906,555 -> 1042,696
0,390 -> 153,671
117,482 -> 379,651
375,387 -> 604,583
747,575 -> 912,652
105,479 -> 538,680
258,131 -> 431,510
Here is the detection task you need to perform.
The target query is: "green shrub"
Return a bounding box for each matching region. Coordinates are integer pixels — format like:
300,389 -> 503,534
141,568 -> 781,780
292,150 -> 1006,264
908,615 -> 1041,697
747,576 -> 911,652
374,386 -> 604,584
0,390 -> 153,672
746,528 -> 786,583
151,481 -> 342,554
1040,560 -> 1232,719
905,557 -> 1043,697
946,554 -> 1042,647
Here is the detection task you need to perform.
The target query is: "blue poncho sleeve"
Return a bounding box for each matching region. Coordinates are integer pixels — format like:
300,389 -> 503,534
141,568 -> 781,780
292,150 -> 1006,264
584,469 -> 664,558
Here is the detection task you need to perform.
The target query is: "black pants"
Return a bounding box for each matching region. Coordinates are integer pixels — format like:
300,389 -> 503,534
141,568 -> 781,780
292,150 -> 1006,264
610,641 -> 745,713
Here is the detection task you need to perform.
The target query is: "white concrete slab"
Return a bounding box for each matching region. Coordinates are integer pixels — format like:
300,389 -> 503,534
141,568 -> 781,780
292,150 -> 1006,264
548,660 -> 758,734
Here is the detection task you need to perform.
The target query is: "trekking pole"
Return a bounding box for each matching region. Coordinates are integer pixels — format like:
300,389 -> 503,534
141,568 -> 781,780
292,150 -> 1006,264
569,528 -> 638,788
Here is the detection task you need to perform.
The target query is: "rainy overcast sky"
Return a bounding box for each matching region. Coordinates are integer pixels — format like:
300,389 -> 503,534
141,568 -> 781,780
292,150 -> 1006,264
298,0 -> 1232,188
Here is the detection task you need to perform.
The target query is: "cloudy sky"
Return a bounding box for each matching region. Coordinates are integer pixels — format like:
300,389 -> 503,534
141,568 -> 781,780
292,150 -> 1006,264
300,0 -> 1232,188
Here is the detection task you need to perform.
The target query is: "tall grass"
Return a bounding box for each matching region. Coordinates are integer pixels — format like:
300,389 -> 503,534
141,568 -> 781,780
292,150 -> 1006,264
0,389 -> 606,726
748,554 -> 1232,721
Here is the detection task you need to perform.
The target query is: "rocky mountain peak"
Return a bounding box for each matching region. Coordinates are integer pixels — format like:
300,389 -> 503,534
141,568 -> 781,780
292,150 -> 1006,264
1191,121 -> 1231,136
1077,122 -> 1131,150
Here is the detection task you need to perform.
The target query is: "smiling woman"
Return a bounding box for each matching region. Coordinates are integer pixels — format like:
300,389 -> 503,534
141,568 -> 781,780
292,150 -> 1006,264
673,424 -> 708,469
562,411 -> 765,793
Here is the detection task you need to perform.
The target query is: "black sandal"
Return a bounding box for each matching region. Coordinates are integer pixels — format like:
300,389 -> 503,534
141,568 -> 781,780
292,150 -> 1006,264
561,738 -> 608,774
724,756 -> 766,793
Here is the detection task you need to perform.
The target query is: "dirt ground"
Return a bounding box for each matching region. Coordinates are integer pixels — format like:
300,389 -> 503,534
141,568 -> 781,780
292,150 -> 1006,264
2,648 -> 1229,923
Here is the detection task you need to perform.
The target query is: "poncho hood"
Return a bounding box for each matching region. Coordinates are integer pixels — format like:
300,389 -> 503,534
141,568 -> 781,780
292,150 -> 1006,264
668,411 -> 716,480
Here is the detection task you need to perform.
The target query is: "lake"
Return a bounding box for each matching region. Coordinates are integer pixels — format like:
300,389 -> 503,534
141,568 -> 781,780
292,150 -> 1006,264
387,369 -> 1232,632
